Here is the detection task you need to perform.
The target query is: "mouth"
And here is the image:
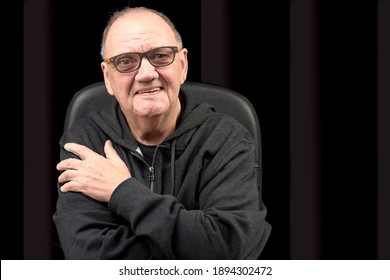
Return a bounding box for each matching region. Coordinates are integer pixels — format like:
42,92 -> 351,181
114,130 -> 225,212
137,87 -> 162,94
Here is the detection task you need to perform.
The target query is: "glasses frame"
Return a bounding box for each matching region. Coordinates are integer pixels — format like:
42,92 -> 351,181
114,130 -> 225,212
104,46 -> 179,73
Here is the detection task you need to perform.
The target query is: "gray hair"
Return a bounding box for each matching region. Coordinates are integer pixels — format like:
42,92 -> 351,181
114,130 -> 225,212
100,6 -> 183,59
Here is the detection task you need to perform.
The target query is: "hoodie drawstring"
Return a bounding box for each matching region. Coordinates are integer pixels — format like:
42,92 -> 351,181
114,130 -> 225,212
170,139 -> 176,195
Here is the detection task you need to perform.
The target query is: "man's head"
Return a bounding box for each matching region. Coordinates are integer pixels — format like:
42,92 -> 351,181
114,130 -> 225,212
100,7 -> 188,135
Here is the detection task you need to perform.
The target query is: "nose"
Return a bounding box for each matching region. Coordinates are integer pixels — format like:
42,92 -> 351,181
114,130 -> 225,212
134,57 -> 159,81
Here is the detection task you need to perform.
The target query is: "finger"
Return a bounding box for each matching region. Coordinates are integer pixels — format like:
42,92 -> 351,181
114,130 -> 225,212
59,182 -> 70,193
59,180 -> 81,193
104,140 -> 121,160
64,142 -> 94,160
57,169 -> 79,183
56,158 -> 82,171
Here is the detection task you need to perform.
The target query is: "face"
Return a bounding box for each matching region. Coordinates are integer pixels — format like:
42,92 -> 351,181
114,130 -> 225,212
101,10 -> 188,121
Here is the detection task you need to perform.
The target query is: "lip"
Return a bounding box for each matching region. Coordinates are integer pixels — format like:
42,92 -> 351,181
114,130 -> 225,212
136,87 -> 162,94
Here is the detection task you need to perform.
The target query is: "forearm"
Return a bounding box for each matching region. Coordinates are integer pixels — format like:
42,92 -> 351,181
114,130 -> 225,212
110,177 -> 269,260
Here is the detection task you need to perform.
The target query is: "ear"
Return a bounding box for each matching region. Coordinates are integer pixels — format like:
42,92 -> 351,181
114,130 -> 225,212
179,48 -> 189,84
101,62 -> 114,96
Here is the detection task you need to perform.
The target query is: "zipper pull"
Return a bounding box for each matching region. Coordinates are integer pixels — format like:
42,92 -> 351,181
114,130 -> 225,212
149,166 -> 155,192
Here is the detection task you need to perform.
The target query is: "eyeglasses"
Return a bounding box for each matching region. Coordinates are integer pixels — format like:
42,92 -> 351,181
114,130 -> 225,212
104,46 -> 179,73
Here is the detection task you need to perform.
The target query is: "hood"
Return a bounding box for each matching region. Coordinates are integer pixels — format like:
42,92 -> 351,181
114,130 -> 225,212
89,88 -> 217,150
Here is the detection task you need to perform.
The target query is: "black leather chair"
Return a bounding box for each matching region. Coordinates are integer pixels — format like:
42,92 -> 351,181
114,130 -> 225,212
63,81 -> 263,197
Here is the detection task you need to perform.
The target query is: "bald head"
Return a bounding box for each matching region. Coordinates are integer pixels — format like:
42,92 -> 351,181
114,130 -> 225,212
100,7 -> 183,59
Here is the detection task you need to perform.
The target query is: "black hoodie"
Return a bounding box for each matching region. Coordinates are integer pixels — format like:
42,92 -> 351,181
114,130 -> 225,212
53,88 -> 271,259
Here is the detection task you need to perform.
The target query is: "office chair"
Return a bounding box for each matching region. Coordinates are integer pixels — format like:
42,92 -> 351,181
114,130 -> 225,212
63,81 -> 263,197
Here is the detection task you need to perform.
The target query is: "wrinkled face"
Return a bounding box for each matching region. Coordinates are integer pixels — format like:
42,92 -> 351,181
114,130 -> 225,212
101,10 -> 188,120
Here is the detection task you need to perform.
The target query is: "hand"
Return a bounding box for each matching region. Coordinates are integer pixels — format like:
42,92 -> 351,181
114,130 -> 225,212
57,140 -> 131,202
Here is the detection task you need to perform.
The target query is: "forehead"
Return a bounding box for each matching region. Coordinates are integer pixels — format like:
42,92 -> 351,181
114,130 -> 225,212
106,11 -> 176,52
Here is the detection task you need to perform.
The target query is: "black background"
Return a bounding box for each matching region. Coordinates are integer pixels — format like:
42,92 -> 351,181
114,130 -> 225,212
18,0 -> 390,260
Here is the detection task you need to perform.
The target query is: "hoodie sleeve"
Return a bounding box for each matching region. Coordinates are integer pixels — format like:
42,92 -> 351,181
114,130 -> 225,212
109,118 -> 271,260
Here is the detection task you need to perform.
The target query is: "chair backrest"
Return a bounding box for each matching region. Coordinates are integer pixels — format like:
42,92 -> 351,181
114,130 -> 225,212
63,81 -> 263,197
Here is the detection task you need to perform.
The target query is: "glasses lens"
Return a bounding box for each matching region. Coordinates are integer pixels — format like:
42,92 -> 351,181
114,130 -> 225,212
114,53 -> 140,72
148,47 -> 176,67
111,47 -> 177,73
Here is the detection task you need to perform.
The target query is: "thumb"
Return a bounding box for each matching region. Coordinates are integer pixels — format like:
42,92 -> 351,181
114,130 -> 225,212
104,140 -> 121,160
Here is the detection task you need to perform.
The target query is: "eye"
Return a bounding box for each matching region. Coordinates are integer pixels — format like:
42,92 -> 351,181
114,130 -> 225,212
116,54 -> 138,66
149,50 -> 173,64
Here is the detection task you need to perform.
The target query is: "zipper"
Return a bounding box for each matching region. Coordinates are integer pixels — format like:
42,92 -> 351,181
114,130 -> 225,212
130,145 -> 159,192
149,166 -> 155,192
